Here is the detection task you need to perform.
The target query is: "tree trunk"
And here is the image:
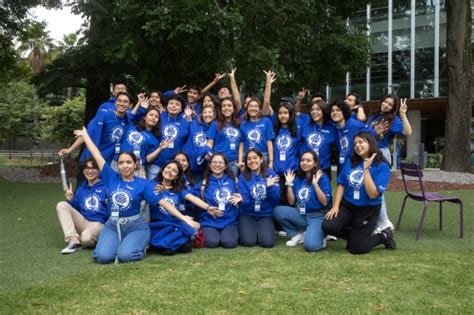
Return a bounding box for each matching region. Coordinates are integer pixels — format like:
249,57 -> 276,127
442,0 -> 472,173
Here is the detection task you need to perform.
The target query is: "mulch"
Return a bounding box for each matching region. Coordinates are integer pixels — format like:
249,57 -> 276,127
38,159 -> 80,179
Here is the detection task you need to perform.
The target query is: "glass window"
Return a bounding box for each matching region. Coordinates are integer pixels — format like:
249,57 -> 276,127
414,0 -> 435,98
392,0 -> 412,98
370,2 -> 389,100
439,5 -> 447,97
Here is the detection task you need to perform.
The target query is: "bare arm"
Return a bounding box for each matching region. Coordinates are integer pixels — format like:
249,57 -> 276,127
325,185 -> 344,220
262,70 -> 276,116
295,87 -> 307,116
284,170 -> 296,206
363,153 -> 380,199
201,73 -> 226,97
238,142 -> 244,167
266,140 -> 274,169
399,98 -> 412,136
228,67 -> 241,111
74,127 -> 106,171
312,170 -> 328,207
158,199 -> 200,229
58,136 -> 84,156
356,106 -> 367,122
146,140 -> 169,163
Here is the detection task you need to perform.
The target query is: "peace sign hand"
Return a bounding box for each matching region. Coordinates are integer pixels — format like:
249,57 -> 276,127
214,72 -> 227,82
174,85 -> 188,94
228,67 -> 237,78
64,183 -> 73,201
399,98 -> 408,117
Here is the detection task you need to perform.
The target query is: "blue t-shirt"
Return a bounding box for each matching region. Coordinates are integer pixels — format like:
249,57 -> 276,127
300,122 -> 337,170
237,169 -> 280,218
156,111 -> 190,167
335,117 -> 375,169
194,175 -> 238,229
240,118 -> 275,153
206,121 -> 242,162
367,115 -> 404,149
97,97 -> 116,112
114,125 -> 158,168
337,161 -> 391,206
292,175 -> 332,213
273,126 -> 301,174
147,180 -> 190,222
80,109 -> 130,163
183,120 -> 211,172
99,163 -> 154,217
69,180 -> 108,223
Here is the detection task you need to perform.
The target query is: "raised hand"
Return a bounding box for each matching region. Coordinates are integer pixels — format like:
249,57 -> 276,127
73,126 -> 87,138
214,72 -> 227,82
263,70 -> 277,83
313,169 -> 324,185
228,67 -> 237,78
399,98 -> 408,117
297,87 -> 308,100
64,183 -> 73,201
374,119 -> 389,137
284,169 -> 295,185
140,96 -> 150,109
137,93 -> 145,103
174,85 -> 188,94
363,153 -> 377,170
266,175 -> 280,187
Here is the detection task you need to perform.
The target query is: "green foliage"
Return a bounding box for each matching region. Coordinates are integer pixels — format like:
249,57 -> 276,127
0,80 -> 46,145
426,153 -> 442,168
42,95 -> 85,146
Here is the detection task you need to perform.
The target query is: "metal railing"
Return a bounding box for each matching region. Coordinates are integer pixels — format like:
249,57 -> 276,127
0,150 -> 78,166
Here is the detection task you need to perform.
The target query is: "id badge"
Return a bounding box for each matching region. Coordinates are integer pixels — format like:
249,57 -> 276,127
230,143 -> 236,150
299,206 -> 306,214
255,203 -> 261,212
133,149 -> 140,158
353,190 -> 360,200
115,145 -> 120,154
339,154 -> 345,164
111,210 -> 119,218
178,204 -> 185,211
168,141 -> 174,149
280,152 -> 286,161
219,203 -> 226,211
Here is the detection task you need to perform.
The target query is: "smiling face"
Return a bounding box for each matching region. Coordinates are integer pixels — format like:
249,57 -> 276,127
115,94 -> 131,114
117,153 -> 136,178
187,89 -> 200,103
210,155 -> 226,177
144,109 -> 160,129
331,105 -> 344,124
354,136 -> 369,159
220,99 -> 234,118
345,95 -> 357,109
83,161 -> 99,182
246,151 -> 263,173
162,162 -> 180,181
300,152 -> 317,173
174,154 -> 189,171
278,106 -> 290,125
247,100 -> 261,119
381,97 -> 395,113
149,92 -> 161,106
218,87 -> 231,99
203,95 -> 215,109
113,84 -> 127,97
167,99 -> 183,116
202,106 -> 216,124
310,103 -> 323,123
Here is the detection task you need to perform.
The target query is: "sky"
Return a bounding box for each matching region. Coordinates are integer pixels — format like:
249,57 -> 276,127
29,6 -> 85,42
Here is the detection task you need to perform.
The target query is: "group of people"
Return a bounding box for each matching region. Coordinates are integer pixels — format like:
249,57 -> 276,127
56,69 -> 412,263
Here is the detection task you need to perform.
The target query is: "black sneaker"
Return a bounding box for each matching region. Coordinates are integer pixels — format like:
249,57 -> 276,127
381,228 -> 396,250
61,243 -> 81,254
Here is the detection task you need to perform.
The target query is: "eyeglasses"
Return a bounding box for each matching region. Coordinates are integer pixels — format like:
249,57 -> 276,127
83,167 -> 98,171
211,161 -> 225,165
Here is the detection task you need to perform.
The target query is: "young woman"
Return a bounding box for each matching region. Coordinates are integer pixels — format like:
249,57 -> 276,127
146,94 -> 190,179
183,105 -> 216,179
147,160 -> 212,255
114,107 -> 162,178
195,153 -> 240,248
366,95 -> 412,232
322,132 -> 395,254
300,99 -> 338,180
238,98 -> 275,168
172,152 -> 198,220
74,127 -> 154,264
234,149 -> 280,248
205,97 -> 242,175
273,151 -> 332,252
56,158 -> 108,254
202,93 -> 219,110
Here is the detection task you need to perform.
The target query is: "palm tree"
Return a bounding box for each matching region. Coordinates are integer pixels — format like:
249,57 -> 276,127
19,21 -> 56,74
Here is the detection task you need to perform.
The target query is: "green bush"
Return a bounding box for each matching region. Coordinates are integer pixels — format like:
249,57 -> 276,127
426,153 -> 442,168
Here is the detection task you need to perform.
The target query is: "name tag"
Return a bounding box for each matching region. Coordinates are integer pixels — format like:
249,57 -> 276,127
353,190 -> 360,200
115,145 -> 120,154
299,206 -> 306,214
219,203 -> 226,211
133,149 -> 140,158
168,142 -> 174,149
230,143 -> 236,150
178,204 -> 185,211
255,203 -> 261,212
280,152 -> 286,161
339,154 -> 345,164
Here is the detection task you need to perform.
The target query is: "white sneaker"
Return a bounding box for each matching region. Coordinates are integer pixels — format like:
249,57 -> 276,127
61,243 -> 81,254
277,231 -> 288,237
286,233 -> 304,247
326,235 -> 337,241
375,219 -> 395,234
322,238 -> 327,249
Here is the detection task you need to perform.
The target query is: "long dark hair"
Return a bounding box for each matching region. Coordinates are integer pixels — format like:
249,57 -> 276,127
296,150 -> 321,185
217,97 -> 240,130
136,107 -> 161,138
350,132 -> 389,167
201,153 -> 235,189
274,102 -> 297,138
243,97 -> 262,121
149,89 -> 167,107
155,160 -> 185,192
172,152 -> 195,185
309,99 -> 330,125
367,94 -> 400,136
242,149 -> 269,180
331,99 -> 352,122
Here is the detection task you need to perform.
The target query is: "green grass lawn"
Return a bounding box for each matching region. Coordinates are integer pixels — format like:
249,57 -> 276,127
0,179 -> 472,314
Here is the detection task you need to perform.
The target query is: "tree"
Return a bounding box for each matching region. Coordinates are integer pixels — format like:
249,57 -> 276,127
441,0 -> 472,172
18,21 -> 56,74
36,0 -> 370,125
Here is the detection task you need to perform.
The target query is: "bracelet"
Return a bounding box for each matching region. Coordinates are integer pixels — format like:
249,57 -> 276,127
363,168 -> 369,171
285,182 -> 294,187
206,205 -> 210,211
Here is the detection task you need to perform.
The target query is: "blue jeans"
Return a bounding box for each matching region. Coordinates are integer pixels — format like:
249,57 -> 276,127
238,215 -> 275,248
93,218 -> 150,264
273,206 -> 326,252
228,160 -> 239,177
202,225 -> 238,248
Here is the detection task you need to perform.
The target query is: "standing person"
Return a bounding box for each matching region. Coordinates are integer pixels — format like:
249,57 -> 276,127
56,158 -> 108,254
147,160 -> 210,255
300,99 -> 337,180
74,127 -> 154,264
205,97 -> 242,175
322,132 -> 395,254
330,100 -> 376,175
234,149 -> 280,248
183,105 -> 216,179
196,153 -> 240,248
367,95 -> 412,232
273,151 -> 332,252
97,82 -> 128,112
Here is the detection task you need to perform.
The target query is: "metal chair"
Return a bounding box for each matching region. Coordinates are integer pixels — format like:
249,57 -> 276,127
396,162 -> 464,240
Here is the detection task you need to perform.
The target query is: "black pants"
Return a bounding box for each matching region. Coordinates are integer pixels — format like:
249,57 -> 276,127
322,200 -> 383,254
